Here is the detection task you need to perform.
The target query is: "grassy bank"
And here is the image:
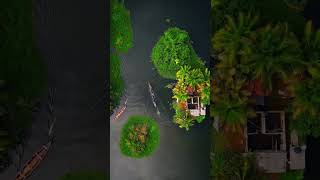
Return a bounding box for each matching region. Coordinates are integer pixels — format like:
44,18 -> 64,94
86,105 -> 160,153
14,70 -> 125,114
110,0 -> 133,114
110,53 -> 124,114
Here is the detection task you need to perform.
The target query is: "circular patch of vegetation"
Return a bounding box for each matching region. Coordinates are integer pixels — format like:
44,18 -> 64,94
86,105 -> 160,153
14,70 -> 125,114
59,170 -> 107,180
151,27 -> 203,79
120,115 -> 160,158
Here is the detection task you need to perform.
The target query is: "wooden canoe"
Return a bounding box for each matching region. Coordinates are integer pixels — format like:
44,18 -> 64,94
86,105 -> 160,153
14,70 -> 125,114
112,98 -> 128,121
15,141 -> 52,180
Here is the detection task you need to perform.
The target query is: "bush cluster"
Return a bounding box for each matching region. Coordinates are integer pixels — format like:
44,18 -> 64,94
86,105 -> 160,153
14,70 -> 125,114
151,27 -> 203,79
120,115 -> 160,158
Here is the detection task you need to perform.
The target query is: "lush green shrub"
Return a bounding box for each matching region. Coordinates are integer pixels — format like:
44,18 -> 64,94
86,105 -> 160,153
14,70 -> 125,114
110,53 -> 124,113
60,170 -> 107,180
110,0 -> 133,52
210,151 -> 264,180
172,103 -> 194,131
151,27 -> 203,79
280,170 -> 304,180
120,115 -> 160,158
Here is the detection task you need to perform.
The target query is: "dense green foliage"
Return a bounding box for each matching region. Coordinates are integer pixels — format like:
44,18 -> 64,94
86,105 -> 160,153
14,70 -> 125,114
211,0 -> 306,35
290,78 -> 320,139
120,115 -> 160,158
280,170 -> 304,180
210,119 -> 264,180
110,0 -> 133,113
60,170 -> 107,180
151,27 -> 203,79
172,66 -> 210,130
110,0 -> 133,52
210,151 -> 264,180
211,96 -> 254,130
212,13 -> 305,128
172,104 -> 194,131
0,1 -> 44,169
173,66 -> 210,104
211,0 -> 314,178
110,53 -> 124,113
247,24 -> 302,90
152,27 -> 209,130
289,22 -> 320,140
212,13 -> 257,67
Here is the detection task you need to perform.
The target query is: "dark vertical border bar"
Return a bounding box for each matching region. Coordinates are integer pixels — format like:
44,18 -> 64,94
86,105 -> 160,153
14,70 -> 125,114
106,0 -> 110,177
304,1 -> 320,179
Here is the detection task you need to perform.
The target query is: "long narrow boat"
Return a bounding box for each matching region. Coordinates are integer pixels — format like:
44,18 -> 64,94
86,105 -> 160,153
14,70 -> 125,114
15,141 -> 52,180
112,98 -> 128,121
148,82 -> 160,115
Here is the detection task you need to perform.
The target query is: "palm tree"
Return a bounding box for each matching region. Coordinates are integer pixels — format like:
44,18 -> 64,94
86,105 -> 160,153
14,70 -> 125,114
213,73 -> 249,103
302,21 -> 320,79
247,23 -> 302,91
212,12 -> 258,67
291,78 -> 320,118
211,96 -> 254,131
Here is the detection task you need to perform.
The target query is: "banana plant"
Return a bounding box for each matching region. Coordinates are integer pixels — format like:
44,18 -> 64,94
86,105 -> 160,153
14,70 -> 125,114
247,23 -> 302,91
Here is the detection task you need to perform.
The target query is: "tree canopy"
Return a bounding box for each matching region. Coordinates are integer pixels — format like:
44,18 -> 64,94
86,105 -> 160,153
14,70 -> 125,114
151,27 -> 203,79
120,115 -> 160,158
247,23 -> 302,90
